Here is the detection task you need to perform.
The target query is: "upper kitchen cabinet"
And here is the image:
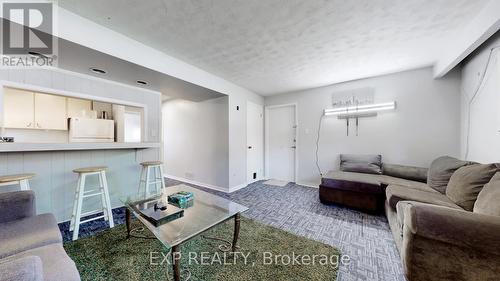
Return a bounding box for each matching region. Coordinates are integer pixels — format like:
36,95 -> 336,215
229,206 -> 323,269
3,88 -> 35,129
34,93 -> 67,130
3,87 -> 68,130
67,97 -> 92,118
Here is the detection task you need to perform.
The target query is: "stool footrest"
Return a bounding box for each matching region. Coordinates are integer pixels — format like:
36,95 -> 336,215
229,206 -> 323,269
84,188 -> 102,194
81,209 -> 105,217
83,191 -> 103,198
80,215 -> 106,224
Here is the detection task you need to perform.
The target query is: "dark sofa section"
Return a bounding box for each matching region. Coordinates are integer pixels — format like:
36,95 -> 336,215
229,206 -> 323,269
320,156 -> 429,213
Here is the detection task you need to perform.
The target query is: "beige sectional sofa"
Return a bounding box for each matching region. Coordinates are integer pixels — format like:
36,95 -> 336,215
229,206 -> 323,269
322,156 -> 500,281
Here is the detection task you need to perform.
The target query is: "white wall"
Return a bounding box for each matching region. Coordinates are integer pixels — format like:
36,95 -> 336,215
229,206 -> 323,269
460,32 -> 500,162
162,97 -> 229,190
265,67 -> 461,186
55,7 -> 265,190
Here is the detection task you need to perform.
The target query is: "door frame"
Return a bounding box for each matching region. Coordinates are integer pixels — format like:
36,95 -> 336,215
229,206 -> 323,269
246,101 -> 264,184
264,103 -> 298,183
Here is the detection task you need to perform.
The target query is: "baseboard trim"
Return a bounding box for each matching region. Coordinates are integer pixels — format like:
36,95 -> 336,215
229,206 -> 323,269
296,182 -> 319,188
228,182 -> 249,193
164,174 -> 230,193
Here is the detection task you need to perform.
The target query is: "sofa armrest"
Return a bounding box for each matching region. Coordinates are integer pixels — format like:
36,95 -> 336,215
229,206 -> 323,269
0,256 -> 44,281
402,201 -> 500,254
0,191 -> 36,223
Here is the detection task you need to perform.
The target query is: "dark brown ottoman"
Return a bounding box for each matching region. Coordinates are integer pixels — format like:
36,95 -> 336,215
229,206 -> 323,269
319,179 -> 385,213
319,167 -> 429,213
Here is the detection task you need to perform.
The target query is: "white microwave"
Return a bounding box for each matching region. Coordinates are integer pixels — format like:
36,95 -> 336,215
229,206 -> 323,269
69,118 -> 114,143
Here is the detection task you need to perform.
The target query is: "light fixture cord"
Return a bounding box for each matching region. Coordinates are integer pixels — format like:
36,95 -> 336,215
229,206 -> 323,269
464,45 -> 500,160
315,114 -> 325,176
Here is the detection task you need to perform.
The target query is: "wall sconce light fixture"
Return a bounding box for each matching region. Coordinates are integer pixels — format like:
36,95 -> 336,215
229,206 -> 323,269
324,101 -> 396,117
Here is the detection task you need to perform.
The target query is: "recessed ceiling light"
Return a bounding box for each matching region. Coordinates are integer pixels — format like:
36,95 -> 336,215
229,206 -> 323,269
136,80 -> 148,85
90,67 -> 106,74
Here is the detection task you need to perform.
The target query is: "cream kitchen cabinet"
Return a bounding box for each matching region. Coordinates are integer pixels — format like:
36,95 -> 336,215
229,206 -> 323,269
34,93 -> 67,130
67,98 -> 92,118
3,88 -> 35,129
3,88 -> 68,130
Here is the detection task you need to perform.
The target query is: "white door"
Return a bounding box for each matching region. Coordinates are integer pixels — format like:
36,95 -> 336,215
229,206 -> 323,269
266,105 -> 296,182
247,101 -> 264,183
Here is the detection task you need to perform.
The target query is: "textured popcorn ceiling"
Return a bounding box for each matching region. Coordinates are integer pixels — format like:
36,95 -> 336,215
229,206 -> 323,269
58,0 -> 489,95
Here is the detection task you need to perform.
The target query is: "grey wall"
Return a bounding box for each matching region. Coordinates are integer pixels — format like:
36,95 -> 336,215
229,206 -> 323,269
460,32 -> 500,163
162,97 -> 229,190
0,68 -> 161,222
265,67 -> 462,186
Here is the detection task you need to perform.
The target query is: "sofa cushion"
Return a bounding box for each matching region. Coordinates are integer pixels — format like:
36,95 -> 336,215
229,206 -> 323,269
381,176 -> 437,193
9,244 -> 80,281
427,156 -> 472,194
382,163 -> 428,183
340,154 -> 382,174
446,164 -> 499,211
473,173 -> 500,216
323,170 -> 434,191
0,256 -> 43,281
322,171 -> 385,187
386,184 -> 461,210
0,213 -> 62,259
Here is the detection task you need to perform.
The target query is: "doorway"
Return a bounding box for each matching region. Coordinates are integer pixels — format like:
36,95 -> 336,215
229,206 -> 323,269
265,104 -> 297,183
246,101 -> 264,183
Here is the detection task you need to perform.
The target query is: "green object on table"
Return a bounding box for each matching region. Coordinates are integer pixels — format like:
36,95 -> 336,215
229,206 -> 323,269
168,191 -> 194,209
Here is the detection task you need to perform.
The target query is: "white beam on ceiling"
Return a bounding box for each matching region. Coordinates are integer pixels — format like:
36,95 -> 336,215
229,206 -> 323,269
434,0 -> 500,78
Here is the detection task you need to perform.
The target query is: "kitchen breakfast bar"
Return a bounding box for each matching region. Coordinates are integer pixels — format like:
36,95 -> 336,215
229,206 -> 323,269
0,68 -> 163,224
0,142 -> 160,152
0,143 -> 162,223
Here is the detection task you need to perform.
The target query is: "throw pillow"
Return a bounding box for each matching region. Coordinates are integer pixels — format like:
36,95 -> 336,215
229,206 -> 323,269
340,154 -> 382,175
446,164 -> 499,211
473,172 -> 500,216
427,156 -> 472,194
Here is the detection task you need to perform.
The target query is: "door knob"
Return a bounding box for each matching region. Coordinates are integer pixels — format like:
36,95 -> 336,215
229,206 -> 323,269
291,146 -> 296,149
248,146 -> 252,149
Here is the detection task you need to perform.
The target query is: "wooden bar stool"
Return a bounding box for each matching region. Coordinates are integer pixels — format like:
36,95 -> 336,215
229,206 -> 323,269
70,166 -> 114,241
138,161 -> 165,197
0,173 -> 35,190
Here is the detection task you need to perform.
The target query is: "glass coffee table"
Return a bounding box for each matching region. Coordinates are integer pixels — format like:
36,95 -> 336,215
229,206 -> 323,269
121,184 -> 248,281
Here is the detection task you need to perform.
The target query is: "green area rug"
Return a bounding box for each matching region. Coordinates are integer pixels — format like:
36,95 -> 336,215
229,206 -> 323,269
64,217 -> 340,281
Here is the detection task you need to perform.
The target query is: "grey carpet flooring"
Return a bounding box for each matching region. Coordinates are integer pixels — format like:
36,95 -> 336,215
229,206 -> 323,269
164,179 -> 405,281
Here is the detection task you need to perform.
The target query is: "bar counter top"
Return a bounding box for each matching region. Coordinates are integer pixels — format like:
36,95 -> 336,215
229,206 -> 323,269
0,142 -> 161,152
